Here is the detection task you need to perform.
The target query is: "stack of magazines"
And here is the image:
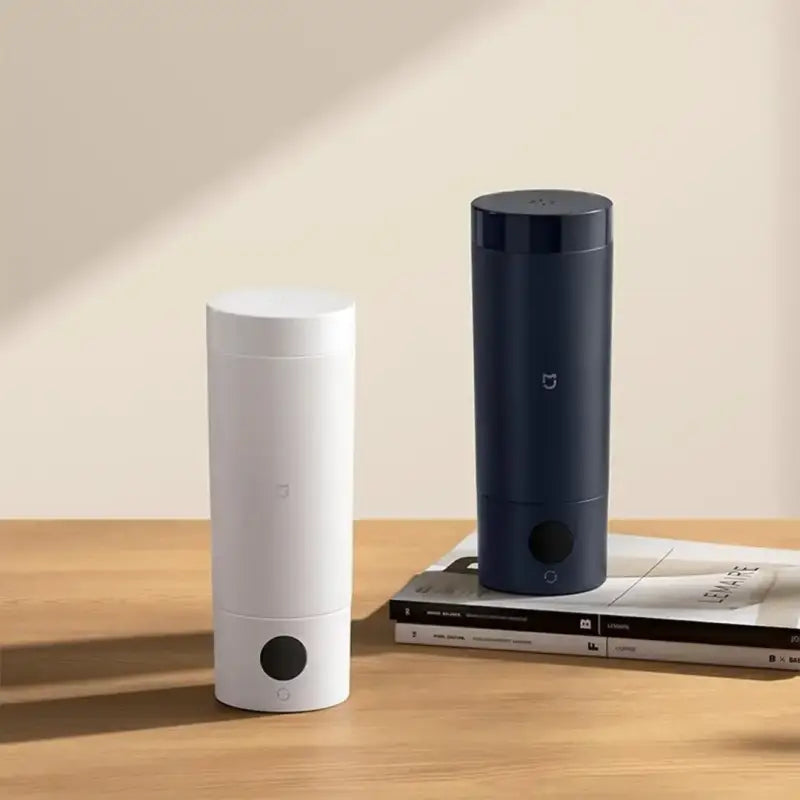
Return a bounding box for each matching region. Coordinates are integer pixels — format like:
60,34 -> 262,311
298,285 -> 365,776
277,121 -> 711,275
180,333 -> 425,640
389,530 -> 800,670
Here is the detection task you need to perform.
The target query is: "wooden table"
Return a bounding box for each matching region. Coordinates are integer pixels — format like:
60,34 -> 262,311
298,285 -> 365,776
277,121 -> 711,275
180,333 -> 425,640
2,520 -> 800,798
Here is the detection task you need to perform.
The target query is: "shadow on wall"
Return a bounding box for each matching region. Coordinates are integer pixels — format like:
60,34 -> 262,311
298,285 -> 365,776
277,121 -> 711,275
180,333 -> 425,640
0,0 -> 501,326
779,1 -> 800,514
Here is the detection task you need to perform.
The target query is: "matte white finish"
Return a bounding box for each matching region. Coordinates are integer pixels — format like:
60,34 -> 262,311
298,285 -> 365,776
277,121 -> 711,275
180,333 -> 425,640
206,286 -> 355,713
214,608 -> 351,712
208,353 -> 354,618
207,286 -> 355,358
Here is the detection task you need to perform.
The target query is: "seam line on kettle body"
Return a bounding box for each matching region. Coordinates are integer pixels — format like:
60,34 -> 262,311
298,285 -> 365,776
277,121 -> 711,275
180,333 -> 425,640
216,606 -> 351,621
207,349 -> 354,361
479,493 -> 607,507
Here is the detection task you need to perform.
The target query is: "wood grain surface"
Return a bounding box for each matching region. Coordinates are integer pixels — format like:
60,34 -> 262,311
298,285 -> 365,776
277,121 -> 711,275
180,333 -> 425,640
2,519 -> 800,799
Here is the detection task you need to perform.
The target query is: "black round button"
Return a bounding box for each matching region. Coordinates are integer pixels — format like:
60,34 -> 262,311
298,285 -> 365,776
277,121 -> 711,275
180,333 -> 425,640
259,636 -> 307,681
528,521 -> 574,564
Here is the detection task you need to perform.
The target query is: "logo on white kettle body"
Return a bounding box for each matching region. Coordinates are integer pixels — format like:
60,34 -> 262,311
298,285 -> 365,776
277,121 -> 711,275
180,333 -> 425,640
542,373 -> 557,390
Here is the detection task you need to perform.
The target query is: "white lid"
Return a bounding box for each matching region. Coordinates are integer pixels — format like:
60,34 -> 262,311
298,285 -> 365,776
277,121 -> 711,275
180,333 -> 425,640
206,287 -> 355,357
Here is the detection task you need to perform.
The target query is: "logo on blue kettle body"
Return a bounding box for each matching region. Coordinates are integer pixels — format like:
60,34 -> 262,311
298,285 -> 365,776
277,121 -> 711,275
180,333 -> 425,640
542,373 -> 557,390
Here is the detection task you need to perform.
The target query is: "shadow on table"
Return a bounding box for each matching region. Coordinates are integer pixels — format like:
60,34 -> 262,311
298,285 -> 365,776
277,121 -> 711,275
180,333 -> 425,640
0,683 -> 249,744
724,733 -> 800,754
0,602 -> 792,744
0,632 -> 215,687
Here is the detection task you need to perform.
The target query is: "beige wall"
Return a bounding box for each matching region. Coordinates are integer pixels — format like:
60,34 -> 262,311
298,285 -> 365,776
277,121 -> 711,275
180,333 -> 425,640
1,0 -> 798,519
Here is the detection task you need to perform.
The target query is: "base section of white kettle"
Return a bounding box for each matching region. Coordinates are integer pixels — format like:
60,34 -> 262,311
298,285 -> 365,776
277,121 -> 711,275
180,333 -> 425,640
213,606 -> 350,713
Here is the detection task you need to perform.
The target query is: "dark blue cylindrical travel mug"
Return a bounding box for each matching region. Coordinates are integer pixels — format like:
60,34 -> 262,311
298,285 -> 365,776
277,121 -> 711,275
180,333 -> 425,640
471,189 -> 613,595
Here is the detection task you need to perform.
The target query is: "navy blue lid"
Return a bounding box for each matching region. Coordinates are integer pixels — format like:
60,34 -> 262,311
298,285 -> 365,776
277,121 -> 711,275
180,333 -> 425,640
471,189 -> 612,255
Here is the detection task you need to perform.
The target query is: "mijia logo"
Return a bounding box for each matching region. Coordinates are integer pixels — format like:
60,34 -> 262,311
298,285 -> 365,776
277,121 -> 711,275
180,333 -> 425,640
542,373 -> 557,390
